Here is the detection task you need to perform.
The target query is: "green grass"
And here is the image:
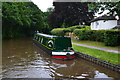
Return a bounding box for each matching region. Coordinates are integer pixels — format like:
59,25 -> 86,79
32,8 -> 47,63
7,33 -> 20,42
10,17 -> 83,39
72,40 -> 120,51
73,45 -> 120,65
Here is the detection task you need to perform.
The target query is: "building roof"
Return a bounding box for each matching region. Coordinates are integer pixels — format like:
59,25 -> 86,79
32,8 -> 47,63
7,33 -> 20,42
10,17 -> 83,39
91,15 -> 117,22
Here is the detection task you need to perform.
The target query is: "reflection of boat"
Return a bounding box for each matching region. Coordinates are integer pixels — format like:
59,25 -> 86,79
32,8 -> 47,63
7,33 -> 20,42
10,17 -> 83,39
33,32 -> 75,60
52,59 -> 74,65
49,58 -> 95,79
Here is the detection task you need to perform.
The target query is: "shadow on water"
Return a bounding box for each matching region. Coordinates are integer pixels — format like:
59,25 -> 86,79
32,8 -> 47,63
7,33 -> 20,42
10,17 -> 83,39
1,38 -> 120,79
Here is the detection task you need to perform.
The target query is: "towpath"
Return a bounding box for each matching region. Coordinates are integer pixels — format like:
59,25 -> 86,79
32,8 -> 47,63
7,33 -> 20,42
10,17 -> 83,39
72,43 -> 120,54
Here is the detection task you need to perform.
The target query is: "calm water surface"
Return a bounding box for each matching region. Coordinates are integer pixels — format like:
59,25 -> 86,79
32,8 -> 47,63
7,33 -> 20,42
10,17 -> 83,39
2,38 -> 120,79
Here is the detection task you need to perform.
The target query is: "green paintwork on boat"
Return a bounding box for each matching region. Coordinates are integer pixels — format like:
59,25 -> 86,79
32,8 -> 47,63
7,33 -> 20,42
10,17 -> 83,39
33,33 -> 72,51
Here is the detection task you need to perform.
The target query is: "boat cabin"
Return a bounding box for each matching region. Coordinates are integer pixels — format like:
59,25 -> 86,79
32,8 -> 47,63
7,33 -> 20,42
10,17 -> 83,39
33,33 -> 72,51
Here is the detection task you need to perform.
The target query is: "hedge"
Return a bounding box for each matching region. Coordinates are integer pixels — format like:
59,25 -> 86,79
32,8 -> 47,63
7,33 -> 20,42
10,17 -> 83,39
51,28 -> 64,36
73,29 -> 105,42
104,30 -> 120,46
73,29 -> 120,46
51,28 -> 71,36
50,25 -> 90,36
66,25 -> 83,32
66,25 -> 91,32
51,25 -> 91,36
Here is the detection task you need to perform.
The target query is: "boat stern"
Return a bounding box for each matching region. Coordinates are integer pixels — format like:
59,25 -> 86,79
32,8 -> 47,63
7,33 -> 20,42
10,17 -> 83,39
52,51 -> 75,60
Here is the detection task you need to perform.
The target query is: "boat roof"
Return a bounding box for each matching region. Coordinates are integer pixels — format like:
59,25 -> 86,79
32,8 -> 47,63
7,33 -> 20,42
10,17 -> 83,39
36,33 -> 58,38
36,33 -> 70,38
37,33 -> 57,38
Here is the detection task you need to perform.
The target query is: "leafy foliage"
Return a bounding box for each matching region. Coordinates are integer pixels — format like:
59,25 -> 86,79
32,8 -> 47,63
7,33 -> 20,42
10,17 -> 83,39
48,2 -> 94,28
51,28 -> 66,36
51,25 -> 91,36
74,29 -> 104,42
89,2 -> 120,19
66,25 -> 84,32
104,30 -> 120,46
2,2 -> 49,39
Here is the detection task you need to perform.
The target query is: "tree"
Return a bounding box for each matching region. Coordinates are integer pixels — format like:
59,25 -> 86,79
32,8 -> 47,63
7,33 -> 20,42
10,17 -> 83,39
89,2 -> 120,19
48,2 -> 94,28
2,2 -> 49,39
47,7 -> 54,13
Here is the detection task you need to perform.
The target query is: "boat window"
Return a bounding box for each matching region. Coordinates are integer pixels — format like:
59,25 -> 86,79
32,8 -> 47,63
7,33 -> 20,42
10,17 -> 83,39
39,37 -> 41,42
34,35 -> 36,39
35,36 -> 37,40
36,36 -> 38,40
37,36 -> 39,41
41,38 -> 43,43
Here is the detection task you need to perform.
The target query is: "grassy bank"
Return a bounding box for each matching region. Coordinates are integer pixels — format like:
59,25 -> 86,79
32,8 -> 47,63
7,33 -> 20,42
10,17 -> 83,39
72,40 -> 120,51
73,45 -> 120,65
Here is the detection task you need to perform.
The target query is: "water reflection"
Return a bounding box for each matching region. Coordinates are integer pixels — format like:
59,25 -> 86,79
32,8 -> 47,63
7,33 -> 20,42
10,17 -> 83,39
2,38 -> 119,79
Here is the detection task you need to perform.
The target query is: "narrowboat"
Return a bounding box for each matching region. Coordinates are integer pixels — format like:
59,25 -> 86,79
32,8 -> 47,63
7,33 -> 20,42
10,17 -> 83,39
33,32 -> 75,60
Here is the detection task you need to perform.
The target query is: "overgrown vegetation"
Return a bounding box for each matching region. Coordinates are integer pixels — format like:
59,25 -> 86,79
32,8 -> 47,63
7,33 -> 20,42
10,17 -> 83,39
2,2 -> 49,39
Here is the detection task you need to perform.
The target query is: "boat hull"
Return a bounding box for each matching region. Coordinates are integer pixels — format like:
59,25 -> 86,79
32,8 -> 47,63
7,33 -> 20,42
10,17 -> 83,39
52,51 -> 75,60
52,55 -> 75,60
33,40 -> 52,55
33,40 -> 75,60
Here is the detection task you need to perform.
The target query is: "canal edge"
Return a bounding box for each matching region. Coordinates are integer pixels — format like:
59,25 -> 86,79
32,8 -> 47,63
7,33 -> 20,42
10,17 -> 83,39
75,51 -> 120,73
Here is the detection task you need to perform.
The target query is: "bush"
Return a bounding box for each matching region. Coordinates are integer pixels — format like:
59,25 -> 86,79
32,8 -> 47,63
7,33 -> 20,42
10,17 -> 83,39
51,28 -> 64,36
91,30 -> 105,42
104,30 -> 120,46
73,29 -> 87,40
73,29 -> 81,37
66,25 -> 84,32
73,29 -> 105,42
83,25 -> 91,30
64,28 -> 71,33
51,28 -> 71,36
66,25 -> 91,32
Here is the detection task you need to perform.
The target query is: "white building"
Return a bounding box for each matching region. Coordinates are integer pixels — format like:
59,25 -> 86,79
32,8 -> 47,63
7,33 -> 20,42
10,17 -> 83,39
90,15 -> 117,30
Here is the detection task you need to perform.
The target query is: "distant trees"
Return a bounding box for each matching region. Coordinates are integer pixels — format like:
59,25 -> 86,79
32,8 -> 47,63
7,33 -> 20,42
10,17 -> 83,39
47,2 -> 94,28
2,2 -> 49,39
47,7 -> 54,13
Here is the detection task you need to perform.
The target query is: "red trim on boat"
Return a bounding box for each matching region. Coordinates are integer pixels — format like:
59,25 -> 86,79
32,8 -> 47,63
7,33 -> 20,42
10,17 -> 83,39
52,55 -> 75,59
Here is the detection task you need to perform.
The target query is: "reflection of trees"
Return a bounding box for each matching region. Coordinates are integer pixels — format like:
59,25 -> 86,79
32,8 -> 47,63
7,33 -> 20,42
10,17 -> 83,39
2,38 -> 52,78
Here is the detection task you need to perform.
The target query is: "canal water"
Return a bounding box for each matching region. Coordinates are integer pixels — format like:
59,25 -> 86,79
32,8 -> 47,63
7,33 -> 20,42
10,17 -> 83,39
1,38 -> 119,79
